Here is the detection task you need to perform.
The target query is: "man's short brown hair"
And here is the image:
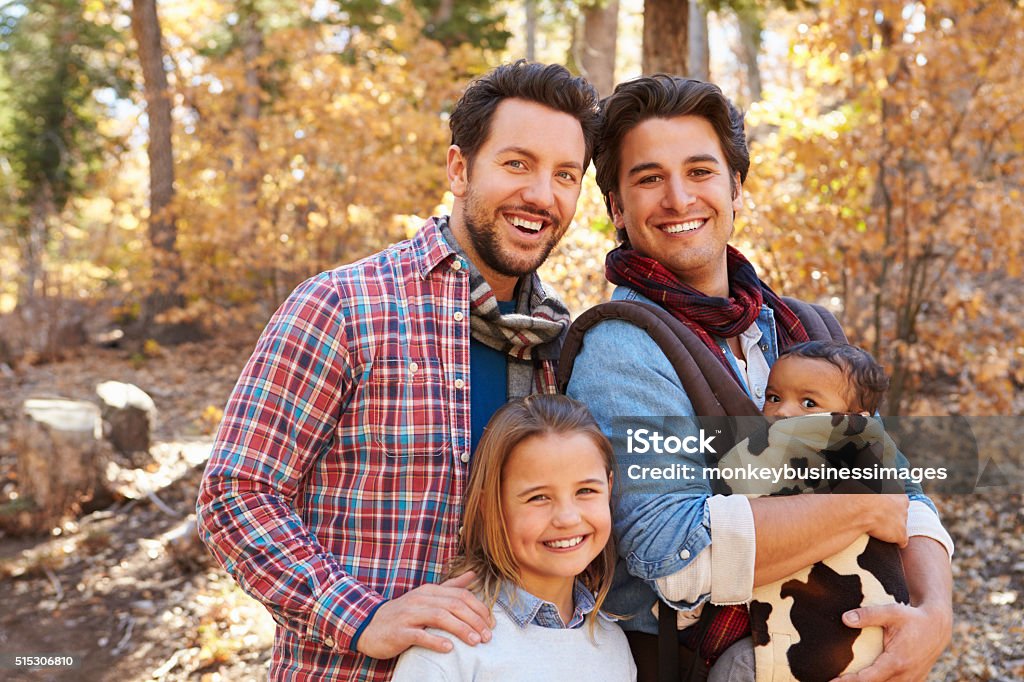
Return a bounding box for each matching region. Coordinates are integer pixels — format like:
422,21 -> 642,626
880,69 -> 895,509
449,60 -> 601,173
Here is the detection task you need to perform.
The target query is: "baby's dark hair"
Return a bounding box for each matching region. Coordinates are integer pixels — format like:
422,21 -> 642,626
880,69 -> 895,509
779,340 -> 890,414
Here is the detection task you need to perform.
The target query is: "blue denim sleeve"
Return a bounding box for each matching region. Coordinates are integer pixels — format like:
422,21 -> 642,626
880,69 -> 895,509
566,319 -> 713,587
892,441 -> 939,514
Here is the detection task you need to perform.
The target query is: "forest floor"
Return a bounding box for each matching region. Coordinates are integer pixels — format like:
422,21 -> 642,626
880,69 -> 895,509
0,337 -> 1022,681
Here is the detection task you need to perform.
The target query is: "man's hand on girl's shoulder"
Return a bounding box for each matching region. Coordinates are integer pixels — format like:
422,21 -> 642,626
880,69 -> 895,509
356,571 -> 495,659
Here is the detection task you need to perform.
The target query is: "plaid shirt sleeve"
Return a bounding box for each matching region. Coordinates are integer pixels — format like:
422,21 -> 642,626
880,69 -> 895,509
196,274 -> 384,652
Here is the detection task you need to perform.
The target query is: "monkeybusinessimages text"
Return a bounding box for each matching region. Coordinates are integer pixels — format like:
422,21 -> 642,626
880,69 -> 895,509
624,428 -> 949,485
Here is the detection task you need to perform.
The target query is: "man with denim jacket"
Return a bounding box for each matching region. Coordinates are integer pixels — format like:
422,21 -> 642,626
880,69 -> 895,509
566,75 -> 953,681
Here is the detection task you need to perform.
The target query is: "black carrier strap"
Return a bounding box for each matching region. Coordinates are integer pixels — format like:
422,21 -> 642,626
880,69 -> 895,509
657,594 -> 680,681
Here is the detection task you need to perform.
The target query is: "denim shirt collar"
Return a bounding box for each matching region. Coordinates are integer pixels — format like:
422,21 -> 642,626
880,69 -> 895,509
611,286 -> 780,395
496,580 -> 597,630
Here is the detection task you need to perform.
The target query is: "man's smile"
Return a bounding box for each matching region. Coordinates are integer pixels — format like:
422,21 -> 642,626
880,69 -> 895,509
657,217 -> 707,234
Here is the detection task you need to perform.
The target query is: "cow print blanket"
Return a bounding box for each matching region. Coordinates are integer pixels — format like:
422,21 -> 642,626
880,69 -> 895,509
716,414 -> 911,682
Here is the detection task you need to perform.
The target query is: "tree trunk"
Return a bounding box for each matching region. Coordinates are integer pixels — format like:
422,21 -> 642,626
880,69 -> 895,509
642,0 -> 688,76
432,0 -> 455,26
96,381 -> 157,465
580,0 -> 619,97
688,0 -> 709,81
239,1 -> 263,225
132,0 -> 184,324
237,1 -> 272,310
17,185 -> 53,311
870,13 -> 913,415
525,0 -> 537,61
735,5 -> 763,103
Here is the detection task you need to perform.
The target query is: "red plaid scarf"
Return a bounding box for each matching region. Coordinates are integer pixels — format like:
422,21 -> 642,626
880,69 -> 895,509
607,244 -> 810,665
605,244 -> 809,388
700,606 -> 751,665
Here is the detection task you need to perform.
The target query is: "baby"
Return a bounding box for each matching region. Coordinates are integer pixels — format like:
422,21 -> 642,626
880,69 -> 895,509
716,341 -> 910,682
762,340 -> 889,419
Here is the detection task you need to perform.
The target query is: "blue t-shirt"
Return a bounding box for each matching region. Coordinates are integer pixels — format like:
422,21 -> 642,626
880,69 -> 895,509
469,300 -> 515,455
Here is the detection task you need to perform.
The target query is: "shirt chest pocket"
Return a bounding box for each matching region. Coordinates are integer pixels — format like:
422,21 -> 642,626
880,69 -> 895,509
366,357 -> 451,458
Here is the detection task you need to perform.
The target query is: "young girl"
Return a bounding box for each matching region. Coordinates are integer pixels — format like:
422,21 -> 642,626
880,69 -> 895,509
392,394 -> 637,681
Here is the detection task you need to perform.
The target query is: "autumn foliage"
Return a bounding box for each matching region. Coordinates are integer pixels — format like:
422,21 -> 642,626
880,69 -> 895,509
169,3 -> 486,324
1,0 -> 1021,416
743,0 -> 1024,415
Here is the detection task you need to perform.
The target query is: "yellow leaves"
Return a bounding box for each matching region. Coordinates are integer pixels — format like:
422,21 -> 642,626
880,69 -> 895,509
806,50 -> 848,85
944,289 -> 986,323
975,353 -> 1010,386
307,211 -> 328,230
744,0 -> 1024,415
1008,255 -> 1022,279
0,246 -> 21,314
164,4 -> 488,317
196,404 -> 225,435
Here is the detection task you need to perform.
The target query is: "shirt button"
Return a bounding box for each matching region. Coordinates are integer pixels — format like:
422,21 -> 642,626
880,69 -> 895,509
454,311 -> 465,322
755,387 -> 764,398
460,452 -> 470,463
679,549 -> 691,560
408,361 -> 419,374
324,636 -> 336,648
760,343 -> 769,352
454,378 -> 465,389
452,259 -> 462,271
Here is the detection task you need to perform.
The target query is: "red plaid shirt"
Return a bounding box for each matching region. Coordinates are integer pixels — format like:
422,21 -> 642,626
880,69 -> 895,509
196,217 -> 558,681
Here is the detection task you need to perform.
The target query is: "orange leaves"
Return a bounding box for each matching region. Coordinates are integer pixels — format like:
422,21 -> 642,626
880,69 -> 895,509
746,0 -> 1024,415
167,5 -> 487,321
975,354 -> 1010,387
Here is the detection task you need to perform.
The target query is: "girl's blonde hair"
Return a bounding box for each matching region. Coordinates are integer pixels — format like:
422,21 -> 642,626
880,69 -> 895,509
448,394 -> 618,630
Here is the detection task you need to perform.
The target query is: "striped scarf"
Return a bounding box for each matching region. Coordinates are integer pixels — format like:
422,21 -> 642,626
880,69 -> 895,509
440,218 -> 569,397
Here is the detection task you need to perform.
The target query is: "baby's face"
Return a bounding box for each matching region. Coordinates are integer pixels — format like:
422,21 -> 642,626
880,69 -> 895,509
763,356 -> 859,418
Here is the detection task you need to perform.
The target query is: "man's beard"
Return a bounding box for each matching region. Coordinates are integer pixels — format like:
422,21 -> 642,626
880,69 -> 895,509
461,189 -> 562,278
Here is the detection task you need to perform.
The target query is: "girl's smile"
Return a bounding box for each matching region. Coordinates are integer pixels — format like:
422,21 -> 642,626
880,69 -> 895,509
542,534 -> 588,550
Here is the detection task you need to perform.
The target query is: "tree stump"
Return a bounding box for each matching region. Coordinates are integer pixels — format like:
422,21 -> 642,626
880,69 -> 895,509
96,381 -> 156,466
1,398 -> 112,536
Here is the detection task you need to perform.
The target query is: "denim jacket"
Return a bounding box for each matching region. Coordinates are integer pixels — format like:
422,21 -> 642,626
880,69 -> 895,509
566,286 -> 937,635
